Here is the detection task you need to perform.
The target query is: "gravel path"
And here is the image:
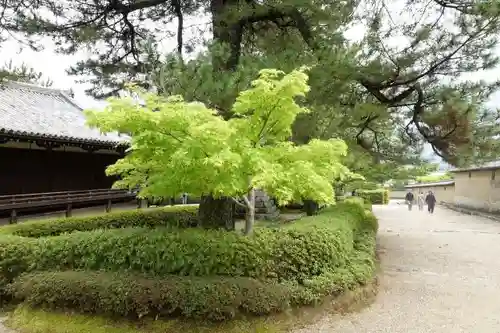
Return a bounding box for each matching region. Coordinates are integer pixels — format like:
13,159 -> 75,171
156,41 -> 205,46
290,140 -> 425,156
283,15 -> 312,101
0,318 -> 13,333
294,201 -> 500,333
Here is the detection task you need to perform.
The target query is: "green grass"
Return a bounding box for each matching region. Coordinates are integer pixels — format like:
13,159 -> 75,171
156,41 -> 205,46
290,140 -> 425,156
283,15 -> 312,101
5,306 -> 284,333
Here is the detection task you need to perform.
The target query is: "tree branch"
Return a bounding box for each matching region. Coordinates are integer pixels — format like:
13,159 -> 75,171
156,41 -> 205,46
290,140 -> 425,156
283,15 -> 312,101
172,0 -> 183,57
242,193 -> 251,208
231,197 -> 247,208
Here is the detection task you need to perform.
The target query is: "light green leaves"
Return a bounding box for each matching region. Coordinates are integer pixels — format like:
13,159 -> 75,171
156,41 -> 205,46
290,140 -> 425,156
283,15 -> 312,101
85,68 -> 358,205
231,68 -> 311,145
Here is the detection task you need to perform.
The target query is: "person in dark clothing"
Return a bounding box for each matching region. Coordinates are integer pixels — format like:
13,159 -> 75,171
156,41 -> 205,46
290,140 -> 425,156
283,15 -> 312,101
425,191 -> 437,214
405,191 -> 415,211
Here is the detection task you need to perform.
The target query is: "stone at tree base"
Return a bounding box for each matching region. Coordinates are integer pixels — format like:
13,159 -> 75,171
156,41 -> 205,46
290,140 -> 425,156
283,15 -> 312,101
234,190 -> 280,220
254,190 -> 280,220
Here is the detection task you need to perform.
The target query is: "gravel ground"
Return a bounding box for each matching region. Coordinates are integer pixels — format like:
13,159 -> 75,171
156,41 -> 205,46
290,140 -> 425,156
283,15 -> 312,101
294,201 -> 500,333
0,318 -> 13,333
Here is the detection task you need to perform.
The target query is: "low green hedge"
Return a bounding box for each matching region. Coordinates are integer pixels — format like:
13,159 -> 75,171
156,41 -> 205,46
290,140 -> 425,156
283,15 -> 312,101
344,196 -> 372,211
1,200 -> 378,321
0,205 -> 199,238
0,202 -> 368,286
7,227 -> 377,321
356,189 -> 389,205
7,271 -> 292,321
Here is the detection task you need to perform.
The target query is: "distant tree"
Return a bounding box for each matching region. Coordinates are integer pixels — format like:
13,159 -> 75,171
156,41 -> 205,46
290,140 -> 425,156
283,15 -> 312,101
85,68 -> 358,234
390,179 -> 408,191
416,172 -> 454,183
0,60 -> 52,86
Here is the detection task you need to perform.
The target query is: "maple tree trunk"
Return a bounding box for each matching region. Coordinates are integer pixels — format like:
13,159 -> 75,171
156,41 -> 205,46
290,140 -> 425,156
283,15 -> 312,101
244,188 -> 255,235
198,195 -> 235,230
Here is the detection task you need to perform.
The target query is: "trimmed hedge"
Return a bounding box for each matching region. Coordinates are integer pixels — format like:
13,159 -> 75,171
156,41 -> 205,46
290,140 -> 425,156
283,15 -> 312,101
7,227 -> 377,321
0,203 -> 365,284
344,196 -> 372,212
0,205 -> 199,238
7,271 -> 292,321
0,202 -> 368,285
356,189 -> 389,205
1,200 -> 379,321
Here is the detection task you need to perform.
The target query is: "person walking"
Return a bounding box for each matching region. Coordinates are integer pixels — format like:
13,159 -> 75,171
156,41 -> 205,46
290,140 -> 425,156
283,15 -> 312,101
405,191 -> 415,211
425,190 -> 437,214
181,192 -> 188,205
417,191 -> 425,211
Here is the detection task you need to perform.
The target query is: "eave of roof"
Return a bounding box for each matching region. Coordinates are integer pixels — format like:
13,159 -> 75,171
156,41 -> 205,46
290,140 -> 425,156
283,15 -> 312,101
404,180 -> 455,188
0,129 -> 129,148
450,160 -> 500,173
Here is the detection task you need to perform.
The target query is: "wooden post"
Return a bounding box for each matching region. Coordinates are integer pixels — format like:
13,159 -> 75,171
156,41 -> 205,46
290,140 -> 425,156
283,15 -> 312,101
9,209 -> 17,224
170,197 -> 175,206
137,198 -> 142,209
105,199 -> 112,213
66,203 -> 72,218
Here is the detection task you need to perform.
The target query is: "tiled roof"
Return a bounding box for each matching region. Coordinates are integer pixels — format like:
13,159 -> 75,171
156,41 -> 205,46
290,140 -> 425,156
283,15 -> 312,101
0,81 -> 128,146
450,160 -> 500,173
404,180 -> 455,188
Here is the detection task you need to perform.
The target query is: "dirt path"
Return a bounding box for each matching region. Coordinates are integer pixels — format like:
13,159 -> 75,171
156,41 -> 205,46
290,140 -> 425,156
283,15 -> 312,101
295,202 -> 500,333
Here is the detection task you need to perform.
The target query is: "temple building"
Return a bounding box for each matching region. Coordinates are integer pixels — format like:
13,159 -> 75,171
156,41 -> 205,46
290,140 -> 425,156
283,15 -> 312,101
0,81 -> 128,195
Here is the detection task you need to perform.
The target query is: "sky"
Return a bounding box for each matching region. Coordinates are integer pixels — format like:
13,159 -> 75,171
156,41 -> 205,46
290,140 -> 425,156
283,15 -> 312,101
0,38 -> 103,109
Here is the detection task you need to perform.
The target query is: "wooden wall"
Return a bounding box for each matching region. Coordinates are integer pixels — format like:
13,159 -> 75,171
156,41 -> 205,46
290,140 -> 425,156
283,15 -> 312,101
0,147 -> 121,195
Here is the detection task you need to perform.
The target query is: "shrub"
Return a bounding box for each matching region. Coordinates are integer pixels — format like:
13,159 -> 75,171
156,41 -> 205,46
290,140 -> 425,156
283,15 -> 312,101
6,220 -> 378,322
383,189 -> 389,204
362,211 -> 379,233
278,200 -> 325,214
3,199 -> 379,322
7,271 -> 292,321
0,202 -> 367,286
7,224 -> 377,322
356,189 -> 389,205
0,205 -> 199,238
344,196 -> 372,211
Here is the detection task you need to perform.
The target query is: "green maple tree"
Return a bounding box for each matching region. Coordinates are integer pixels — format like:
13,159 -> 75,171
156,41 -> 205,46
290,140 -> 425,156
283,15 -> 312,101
86,68 -> 358,234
